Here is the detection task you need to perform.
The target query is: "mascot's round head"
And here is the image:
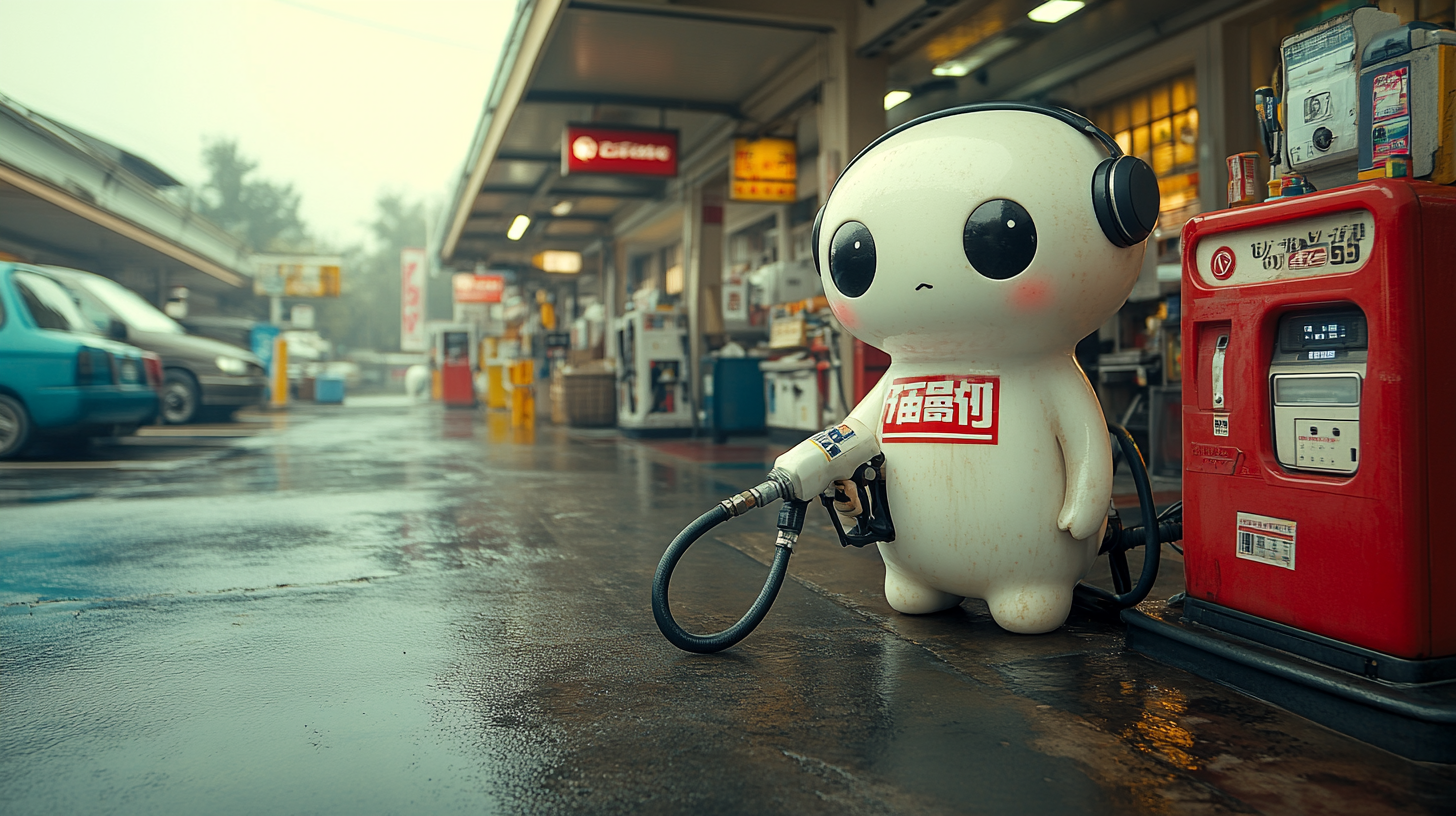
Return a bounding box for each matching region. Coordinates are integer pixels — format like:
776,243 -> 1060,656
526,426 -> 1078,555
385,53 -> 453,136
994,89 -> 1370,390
813,104 -> 1160,360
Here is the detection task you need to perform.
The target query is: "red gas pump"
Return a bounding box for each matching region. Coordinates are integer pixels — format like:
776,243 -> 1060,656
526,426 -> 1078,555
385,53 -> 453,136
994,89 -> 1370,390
1126,179 -> 1456,763
437,324 -> 477,408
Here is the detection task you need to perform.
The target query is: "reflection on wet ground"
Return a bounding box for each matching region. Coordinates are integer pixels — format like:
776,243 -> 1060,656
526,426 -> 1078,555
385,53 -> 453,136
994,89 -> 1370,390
0,400 -> 1451,815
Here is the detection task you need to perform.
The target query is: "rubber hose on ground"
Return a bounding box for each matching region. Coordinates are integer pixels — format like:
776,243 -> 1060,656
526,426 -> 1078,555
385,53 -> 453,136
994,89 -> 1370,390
652,505 -> 793,654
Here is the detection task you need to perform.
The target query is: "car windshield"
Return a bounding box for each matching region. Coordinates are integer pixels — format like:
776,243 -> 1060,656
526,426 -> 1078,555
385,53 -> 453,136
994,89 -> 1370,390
14,271 -> 90,333
75,274 -> 184,334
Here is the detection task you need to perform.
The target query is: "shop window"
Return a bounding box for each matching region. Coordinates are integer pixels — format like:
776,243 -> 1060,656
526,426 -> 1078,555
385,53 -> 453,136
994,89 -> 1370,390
1091,73 -> 1200,235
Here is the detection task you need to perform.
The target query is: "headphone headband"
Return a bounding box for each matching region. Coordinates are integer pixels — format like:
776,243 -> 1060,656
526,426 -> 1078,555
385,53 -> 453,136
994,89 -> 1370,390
812,101 -> 1157,273
831,102 -> 1122,198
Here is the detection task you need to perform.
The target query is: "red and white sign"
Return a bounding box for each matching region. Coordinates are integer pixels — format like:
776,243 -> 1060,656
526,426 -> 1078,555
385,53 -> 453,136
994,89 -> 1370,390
562,126 -> 678,177
400,247 -> 426,352
1210,246 -> 1237,280
881,375 -> 999,444
453,273 -> 505,304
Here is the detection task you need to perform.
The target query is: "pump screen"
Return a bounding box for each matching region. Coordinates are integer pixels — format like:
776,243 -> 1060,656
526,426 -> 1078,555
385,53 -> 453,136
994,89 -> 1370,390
1303,321 -> 1350,342
1279,309 -> 1367,352
1274,375 -> 1360,405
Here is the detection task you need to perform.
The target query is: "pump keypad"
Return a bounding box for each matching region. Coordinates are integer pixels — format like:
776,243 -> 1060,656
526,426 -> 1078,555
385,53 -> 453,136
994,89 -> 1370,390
1294,420 -> 1360,474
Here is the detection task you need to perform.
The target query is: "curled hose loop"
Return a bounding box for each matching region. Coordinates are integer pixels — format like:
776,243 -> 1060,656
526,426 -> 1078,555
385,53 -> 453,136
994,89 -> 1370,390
652,504 -> 794,654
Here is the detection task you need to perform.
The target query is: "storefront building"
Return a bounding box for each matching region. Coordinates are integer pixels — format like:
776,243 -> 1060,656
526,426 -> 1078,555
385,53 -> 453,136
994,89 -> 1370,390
437,0 -> 1454,444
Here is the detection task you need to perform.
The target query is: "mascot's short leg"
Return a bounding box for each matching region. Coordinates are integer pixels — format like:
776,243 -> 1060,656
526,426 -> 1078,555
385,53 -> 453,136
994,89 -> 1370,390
883,560 -> 964,615
984,584 -> 1073,634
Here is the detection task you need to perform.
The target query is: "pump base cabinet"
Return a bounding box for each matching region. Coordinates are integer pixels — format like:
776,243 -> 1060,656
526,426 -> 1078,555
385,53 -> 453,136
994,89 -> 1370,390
1132,180 -> 1456,763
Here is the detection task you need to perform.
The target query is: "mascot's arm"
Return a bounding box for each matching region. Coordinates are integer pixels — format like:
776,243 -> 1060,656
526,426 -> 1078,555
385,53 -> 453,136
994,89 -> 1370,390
1051,362 -> 1113,541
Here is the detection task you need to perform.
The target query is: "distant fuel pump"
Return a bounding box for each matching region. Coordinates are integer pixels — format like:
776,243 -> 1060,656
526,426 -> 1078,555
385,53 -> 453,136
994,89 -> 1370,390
434,322 -> 478,408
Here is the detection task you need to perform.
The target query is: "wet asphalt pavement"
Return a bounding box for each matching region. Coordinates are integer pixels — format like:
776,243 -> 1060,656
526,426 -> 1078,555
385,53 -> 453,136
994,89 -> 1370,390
2,398 -> 1453,815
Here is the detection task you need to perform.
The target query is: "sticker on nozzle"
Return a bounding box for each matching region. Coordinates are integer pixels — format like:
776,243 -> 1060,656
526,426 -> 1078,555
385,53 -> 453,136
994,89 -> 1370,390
811,424 -> 856,461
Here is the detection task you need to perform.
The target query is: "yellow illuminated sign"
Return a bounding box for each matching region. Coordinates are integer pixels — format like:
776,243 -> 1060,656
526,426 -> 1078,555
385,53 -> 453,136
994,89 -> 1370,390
252,255 -> 342,298
731,137 -> 797,203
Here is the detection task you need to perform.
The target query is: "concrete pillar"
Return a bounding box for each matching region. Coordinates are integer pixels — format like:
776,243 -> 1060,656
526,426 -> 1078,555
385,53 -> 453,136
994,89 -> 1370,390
683,181 -> 725,426
816,24 -> 887,409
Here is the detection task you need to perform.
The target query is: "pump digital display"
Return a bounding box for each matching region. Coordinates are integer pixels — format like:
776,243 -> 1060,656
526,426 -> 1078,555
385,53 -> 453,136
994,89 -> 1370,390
1303,321 -> 1351,343
1279,309 -> 1368,352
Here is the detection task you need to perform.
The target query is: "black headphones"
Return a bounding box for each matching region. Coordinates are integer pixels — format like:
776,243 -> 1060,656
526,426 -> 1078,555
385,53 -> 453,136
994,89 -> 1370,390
812,102 -> 1161,274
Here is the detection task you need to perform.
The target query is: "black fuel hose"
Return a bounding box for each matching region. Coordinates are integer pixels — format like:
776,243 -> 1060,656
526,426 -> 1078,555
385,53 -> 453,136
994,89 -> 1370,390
652,498 -> 807,653
1076,424 -> 1163,612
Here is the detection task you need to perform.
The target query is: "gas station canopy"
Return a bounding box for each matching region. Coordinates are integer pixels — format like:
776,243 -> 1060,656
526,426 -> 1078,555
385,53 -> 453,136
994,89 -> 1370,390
440,0 -> 829,266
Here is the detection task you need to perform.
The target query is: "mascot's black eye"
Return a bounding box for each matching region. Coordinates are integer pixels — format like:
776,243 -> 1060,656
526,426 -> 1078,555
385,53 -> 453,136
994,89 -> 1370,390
829,221 -> 876,298
964,199 -> 1036,280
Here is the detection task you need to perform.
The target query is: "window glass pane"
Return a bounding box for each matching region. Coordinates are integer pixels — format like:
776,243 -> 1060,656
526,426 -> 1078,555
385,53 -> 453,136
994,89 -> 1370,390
1133,125 -> 1151,160
74,275 -> 183,334
1174,110 -> 1197,167
1153,142 -> 1175,175
1151,116 -> 1173,145
15,272 -> 87,332
1114,130 -> 1132,154
1112,101 -> 1129,133
1172,78 -> 1190,112
1131,94 -> 1150,126
1151,83 -> 1171,120
1183,75 -> 1197,107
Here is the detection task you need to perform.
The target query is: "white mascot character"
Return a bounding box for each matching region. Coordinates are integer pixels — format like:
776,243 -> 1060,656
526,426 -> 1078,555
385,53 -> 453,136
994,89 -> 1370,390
778,104 -> 1159,634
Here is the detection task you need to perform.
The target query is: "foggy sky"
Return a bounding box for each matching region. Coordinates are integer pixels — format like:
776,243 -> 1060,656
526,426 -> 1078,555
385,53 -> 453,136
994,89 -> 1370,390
0,0 -> 513,249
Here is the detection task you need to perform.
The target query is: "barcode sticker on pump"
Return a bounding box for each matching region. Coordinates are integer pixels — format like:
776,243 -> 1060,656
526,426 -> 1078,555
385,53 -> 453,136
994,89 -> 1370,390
1235,512 -> 1296,570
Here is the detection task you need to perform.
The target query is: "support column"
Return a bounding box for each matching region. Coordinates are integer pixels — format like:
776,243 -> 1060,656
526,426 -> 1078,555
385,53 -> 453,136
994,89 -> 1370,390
817,24 -> 887,409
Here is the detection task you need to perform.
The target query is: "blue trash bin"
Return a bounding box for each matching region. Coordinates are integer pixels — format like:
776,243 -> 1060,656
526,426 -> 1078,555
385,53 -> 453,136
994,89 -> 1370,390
315,374 -> 346,404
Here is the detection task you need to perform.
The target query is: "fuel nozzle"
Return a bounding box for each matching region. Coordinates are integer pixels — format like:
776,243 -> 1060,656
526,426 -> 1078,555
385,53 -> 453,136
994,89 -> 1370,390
820,454 -> 896,549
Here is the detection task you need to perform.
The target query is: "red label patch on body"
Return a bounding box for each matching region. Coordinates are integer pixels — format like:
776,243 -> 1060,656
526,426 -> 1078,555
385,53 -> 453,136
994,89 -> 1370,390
881,375 -> 999,444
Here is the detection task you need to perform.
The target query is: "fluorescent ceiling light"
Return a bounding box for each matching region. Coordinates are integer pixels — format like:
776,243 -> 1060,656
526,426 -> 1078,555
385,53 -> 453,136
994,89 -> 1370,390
549,200 -> 573,216
507,214 -> 531,241
884,90 -> 912,110
932,37 -> 1023,77
1027,0 -> 1085,24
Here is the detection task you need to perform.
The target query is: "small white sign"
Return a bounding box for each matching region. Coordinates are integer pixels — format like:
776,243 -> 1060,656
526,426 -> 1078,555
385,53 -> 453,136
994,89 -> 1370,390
290,304 -> 315,330
1235,512 -> 1296,570
1213,414 -> 1229,437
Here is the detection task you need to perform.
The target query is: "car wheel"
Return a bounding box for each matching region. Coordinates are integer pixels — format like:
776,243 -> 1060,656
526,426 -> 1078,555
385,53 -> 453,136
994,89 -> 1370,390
161,370 -> 200,424
0,395 -> 31,460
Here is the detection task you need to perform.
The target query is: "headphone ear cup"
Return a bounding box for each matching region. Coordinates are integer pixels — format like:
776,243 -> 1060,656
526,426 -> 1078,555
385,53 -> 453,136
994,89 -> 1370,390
1091,155 -> 1160,247
811,204 -> 826,275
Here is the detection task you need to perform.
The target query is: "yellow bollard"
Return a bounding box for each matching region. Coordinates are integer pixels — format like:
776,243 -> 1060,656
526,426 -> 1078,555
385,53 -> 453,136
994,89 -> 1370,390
486,363 -> 507,409
270,338 -> 289,407
508,360 -> 535,427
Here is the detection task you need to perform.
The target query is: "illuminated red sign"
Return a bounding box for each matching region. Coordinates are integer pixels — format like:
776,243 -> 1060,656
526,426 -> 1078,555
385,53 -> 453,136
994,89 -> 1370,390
453,273 -> 504,304
562,126 -> 678,177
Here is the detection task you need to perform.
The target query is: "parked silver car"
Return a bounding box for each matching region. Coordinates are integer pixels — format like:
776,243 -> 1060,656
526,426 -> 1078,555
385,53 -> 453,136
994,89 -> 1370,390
45,267 -> 267,423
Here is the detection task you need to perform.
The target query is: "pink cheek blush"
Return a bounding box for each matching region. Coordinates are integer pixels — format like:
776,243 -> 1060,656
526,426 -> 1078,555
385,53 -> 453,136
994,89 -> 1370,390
829,298 -> 859,330
1010,280 -> 1052,313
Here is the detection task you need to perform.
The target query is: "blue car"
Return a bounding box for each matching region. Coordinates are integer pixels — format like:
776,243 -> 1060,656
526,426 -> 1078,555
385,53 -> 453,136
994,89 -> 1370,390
0,263 -> 160,459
